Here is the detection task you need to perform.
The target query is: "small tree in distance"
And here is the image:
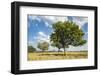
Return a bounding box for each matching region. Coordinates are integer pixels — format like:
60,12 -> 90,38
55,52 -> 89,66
37,42 -> 49,52
28,46 -> 36,53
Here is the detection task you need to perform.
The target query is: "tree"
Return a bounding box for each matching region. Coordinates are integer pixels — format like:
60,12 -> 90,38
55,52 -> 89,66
37,42 -> 49,51
50,33 -> 62,52
50,21 -> 87,54
28,46 -> 36,53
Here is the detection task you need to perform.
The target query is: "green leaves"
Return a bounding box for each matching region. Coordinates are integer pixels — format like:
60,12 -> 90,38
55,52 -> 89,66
37,42 -> 49,51
50,21 -> 87,51
28,46 -> 36,52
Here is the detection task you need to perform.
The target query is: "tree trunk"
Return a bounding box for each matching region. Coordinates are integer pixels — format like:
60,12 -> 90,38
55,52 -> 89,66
58,48 -> 60,52
64,48 -> 66,56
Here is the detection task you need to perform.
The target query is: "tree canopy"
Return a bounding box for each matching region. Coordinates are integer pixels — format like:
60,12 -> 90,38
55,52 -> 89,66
50,21 -> 87,52
37,42 -> 49,51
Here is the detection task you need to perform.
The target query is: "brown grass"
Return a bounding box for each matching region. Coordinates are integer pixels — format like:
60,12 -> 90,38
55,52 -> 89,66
28,51 -> 88,61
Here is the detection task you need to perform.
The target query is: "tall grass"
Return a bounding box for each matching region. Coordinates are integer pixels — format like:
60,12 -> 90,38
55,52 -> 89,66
28,51 -> 88,61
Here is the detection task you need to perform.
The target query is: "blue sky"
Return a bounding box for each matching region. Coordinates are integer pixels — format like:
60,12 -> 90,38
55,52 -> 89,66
28,15 -> 88,51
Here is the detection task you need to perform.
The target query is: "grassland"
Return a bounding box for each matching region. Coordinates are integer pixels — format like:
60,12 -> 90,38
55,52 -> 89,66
28,51 -> 88,61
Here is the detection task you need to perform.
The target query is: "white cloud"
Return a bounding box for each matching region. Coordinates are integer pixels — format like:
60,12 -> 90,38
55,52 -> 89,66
48,43 -> 88,52
28,41 -> 37,49
28,15 -> 42,28
44,21 -> 52,28
48,46 -> 58,51
43,16 -> 68,23
55,16 -> 68,22
28,15 -> 41,22
85,32 -> 88,35
35,17 -> 41,22
43,16 -> 55,22
29,15 -> 87,29
38,31 -> 47,37
34,31 -> 50,43
67,43 -> 88,51
72,17 -> 88,29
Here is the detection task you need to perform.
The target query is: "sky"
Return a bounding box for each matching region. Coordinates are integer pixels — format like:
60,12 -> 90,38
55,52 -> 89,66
27,15 -> 88,51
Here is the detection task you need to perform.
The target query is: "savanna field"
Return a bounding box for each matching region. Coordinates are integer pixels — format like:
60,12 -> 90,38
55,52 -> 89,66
28,51 -> 88,61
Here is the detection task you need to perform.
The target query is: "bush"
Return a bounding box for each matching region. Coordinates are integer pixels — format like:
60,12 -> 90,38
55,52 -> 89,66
28,46 -> 36,53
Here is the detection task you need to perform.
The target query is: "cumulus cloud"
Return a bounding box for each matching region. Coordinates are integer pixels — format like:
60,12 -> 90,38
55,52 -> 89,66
56,16 -> 68,22
42,16 -> 87,29
43,16 -> 68,23
38,31 -> 47,37
28,15 -> 41,22
44,21 -> 52,28
85,32 -> 88,35
28,15 -> 87,29
28,41 -> 37,49
28,15 -> 43,29
72,17 -> 88,29
34,31 -> 50,43
43,16 -> 55,22
67,43 -> 88,51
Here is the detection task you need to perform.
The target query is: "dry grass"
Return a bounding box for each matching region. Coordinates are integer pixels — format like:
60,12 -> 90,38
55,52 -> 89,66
28,51 -> 88,61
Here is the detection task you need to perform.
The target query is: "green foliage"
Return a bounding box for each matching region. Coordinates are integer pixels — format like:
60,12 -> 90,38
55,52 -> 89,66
37,42 -> 49,51
28,46 -> 36,52
51,42 -> 62,51
50,21 -> 87,52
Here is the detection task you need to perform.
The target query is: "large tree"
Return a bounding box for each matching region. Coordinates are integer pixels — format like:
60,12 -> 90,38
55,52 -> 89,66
50,21 -> 86,54
37,42 -> 49,51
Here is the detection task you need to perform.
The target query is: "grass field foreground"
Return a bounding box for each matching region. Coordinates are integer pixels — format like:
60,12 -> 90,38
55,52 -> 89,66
28,51 -> 88,61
